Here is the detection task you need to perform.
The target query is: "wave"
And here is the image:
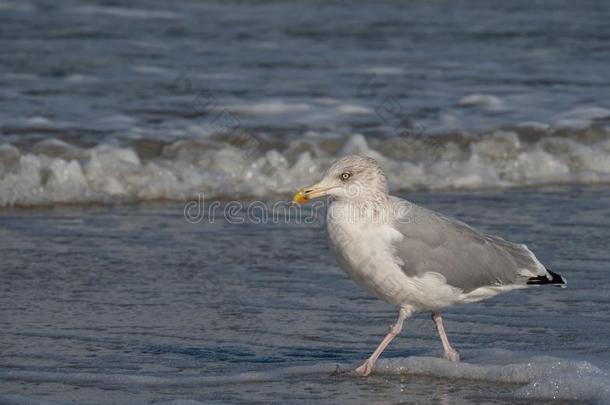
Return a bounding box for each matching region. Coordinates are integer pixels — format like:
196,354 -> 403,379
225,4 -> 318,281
72,5 -> 179,19
1,128 -> 610,207
1,352 -> 608,402
457,94 -> 505,111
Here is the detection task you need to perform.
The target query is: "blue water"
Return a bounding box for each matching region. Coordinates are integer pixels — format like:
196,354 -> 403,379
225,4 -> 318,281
1,0 -> 610,205
1,0 -> 609,142
1,0 -> 610,403
1,188 -> 610,403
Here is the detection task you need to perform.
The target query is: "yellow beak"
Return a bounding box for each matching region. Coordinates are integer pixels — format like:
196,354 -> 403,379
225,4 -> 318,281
292,184 -> 330,204
292,189 -> 309,204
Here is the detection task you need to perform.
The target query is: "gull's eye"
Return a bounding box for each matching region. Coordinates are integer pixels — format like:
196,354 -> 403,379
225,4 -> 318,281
340,172 -> 351,181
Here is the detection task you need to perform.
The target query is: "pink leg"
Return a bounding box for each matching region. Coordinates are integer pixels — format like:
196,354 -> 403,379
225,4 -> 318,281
431,311 -> 460,362
355,307 -> 412,377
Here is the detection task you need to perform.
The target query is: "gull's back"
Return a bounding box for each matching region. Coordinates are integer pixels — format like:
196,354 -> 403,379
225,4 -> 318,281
389,196 -> 565,299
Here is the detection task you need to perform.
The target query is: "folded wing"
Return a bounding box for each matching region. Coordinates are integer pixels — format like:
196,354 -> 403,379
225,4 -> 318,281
390,198 -> 564,293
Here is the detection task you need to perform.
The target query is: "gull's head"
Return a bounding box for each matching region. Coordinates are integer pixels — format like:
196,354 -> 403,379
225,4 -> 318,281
293,155 -> 389,204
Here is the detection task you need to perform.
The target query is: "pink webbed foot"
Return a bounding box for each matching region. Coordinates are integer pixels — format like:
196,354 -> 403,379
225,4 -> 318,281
354,360 -> 374,377
443,348 -> 460,362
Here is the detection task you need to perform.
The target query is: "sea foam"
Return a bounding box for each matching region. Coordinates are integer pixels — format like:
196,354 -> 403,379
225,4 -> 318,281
0,353 -> 608,403
1,129 -> 610,207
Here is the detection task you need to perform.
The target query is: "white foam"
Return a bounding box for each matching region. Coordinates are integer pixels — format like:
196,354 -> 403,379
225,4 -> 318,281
1,354 -> 607,402
457,94 -> 505,111
26,116 -> 52,125
3,116 -> 73,131
312,97 -> 340,106
133,65 -> 169,75
376,355 -> 610,402
73,5 -> 178,19
366,66 -> 405,75
552,106 -> 610,129
1,131 -> 610,207
337,104 -> 373,114
226,100 -> 312,115
64,74 -> 98,83
517,121 -> 550,130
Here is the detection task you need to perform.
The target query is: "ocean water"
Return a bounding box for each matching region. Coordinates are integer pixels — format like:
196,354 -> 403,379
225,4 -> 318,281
1,0 -> 610,403
1,0 -> 610,206
1,188 -> 610,404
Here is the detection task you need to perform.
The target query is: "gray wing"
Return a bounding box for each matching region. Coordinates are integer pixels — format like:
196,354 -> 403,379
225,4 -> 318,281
390,197 -> 550,292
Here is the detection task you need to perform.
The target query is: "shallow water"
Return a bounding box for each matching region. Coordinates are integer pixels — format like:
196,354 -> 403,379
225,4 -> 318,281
2,0 -> 610,402
1,187 -> 609,403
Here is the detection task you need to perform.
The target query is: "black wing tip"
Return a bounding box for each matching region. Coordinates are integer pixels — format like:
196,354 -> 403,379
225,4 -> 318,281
527,268 -> 567,287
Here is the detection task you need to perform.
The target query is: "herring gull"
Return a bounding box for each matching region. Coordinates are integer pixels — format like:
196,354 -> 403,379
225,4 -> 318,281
293,155 -> 566,377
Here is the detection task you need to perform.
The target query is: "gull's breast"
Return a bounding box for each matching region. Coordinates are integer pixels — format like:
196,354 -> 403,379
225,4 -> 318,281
327,214 -> 413,305
326,208 -> 465,310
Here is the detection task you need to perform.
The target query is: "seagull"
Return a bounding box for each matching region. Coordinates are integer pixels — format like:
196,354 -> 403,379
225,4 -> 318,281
293,155 -> 566,377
